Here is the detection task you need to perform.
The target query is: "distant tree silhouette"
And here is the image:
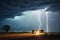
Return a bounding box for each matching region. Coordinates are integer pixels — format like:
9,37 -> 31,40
2,25 -> 10,32
32,30 -> 35,34
40,30 -> 44,33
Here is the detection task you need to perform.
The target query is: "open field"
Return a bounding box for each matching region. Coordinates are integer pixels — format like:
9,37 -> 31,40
0,32 -> 60,40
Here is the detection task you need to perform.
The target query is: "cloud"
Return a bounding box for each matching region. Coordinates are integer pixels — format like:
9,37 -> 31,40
0,0 -> 60,20
46,0 -> 60,12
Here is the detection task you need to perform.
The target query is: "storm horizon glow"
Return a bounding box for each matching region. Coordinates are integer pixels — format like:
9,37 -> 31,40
13,7 -> 49,32
0,7 -> 59,32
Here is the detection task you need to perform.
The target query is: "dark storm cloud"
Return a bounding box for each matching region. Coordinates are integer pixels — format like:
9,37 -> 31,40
0,0 -> 60,20
47,0 -> 60,12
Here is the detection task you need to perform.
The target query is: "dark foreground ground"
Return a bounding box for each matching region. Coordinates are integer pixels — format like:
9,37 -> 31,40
0,33 -> 60,40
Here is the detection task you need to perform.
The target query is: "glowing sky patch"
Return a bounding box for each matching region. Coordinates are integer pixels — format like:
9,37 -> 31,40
11,7 -> 49,32
0,7 -> 59,32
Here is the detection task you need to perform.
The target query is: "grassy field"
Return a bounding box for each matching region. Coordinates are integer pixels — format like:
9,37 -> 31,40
0,32 -> 60,40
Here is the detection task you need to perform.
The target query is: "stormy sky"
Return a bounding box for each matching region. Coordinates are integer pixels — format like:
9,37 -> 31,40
0,0 -> 60,32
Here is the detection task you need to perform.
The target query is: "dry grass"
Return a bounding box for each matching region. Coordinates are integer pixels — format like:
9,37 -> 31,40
0,32 -> 60,40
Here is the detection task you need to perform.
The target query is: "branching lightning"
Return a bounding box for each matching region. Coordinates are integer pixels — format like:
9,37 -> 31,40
44,7 -> 49,32
32,10 -> 42,30
37,11 -> 41,30
24,7 -> 49,32
46,12 -> 49,32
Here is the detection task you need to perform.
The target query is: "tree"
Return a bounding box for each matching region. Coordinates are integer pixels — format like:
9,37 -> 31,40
32,30 -> 35,34
2,25 -> 10,32
40,30 -> 44,33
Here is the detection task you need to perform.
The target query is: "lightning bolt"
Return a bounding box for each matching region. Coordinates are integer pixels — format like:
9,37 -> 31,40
25,7 -> 49,32
46,13 -> 48,32
37,12 -> 41,30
